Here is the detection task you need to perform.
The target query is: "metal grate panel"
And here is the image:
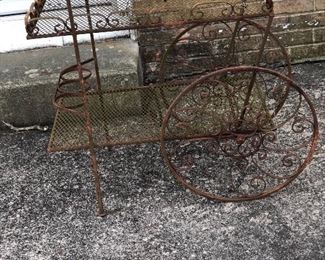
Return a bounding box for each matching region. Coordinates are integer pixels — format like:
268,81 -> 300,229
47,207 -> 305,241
26,0 -> 273,38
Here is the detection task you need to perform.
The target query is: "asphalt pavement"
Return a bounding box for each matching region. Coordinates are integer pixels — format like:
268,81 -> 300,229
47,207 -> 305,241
0,62 -> 324,259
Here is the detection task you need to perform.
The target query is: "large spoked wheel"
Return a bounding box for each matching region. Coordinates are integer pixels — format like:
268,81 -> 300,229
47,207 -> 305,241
160,66 -> 319,202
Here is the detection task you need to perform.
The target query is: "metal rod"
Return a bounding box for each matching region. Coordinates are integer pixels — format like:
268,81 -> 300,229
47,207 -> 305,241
84,0 -> 102,92
66,0 -> 106,217
224,2 -> 246,67
224,20 -> 241,66
84,0 -> 111,143
239,14 -> 274,124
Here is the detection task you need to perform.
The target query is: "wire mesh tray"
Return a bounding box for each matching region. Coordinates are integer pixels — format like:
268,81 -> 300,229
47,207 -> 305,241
48,80 -> 273,152
25,0 -> 273,39
49,83 -> 183,151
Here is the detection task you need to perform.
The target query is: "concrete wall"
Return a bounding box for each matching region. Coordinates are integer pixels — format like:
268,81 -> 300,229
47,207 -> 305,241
138,1 -> 325,84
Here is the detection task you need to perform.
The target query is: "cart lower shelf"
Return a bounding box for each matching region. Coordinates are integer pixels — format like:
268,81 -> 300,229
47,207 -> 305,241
49,76 -> 274,152
49,83 -> 182,152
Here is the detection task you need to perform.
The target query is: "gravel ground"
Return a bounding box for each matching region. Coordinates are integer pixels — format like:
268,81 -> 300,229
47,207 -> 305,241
0,62 -> 325,259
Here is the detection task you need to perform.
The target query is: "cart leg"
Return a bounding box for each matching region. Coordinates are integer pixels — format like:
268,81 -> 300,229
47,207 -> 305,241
89,149 -> 106,217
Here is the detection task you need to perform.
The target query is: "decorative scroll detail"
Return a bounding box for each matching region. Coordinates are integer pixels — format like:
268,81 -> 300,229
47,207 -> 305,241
158,19 -> 291,81
25,0 -> 274,38
160,67 -> 318,201
25,0 -> 45,37
190,0 -> 253,19
156,18 -> 291,108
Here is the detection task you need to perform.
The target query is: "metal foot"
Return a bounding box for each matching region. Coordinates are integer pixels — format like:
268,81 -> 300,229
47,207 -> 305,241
97,209 -> 108,218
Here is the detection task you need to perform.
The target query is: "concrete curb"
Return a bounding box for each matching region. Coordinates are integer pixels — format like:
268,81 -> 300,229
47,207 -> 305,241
0,38 -> 139,130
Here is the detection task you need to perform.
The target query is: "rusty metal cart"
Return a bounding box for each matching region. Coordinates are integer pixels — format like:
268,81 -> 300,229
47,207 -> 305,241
25,0 -> 319,216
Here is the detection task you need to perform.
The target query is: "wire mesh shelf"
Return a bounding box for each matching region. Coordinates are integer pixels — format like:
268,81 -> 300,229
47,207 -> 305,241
49,82 -> 186,151
49,76 -> 274,152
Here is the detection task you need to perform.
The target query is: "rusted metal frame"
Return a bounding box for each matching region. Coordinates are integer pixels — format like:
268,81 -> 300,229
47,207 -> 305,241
56,80 -> 186,97
240,17 -> 292,117
157,15 -> 281,83
157,22 -> 208,110
157,16 -> 272,109
224,3 -> 247,66
48,126 -> 270,153
239,13 -> 274,124
26,12 -> 273,39
84,1 -> 102,92
66,0 -> 106,217
28,0 -> 319,206
158,23 -> 202,83
224,19 -> 241,66
52,58 -> 94,117
266,0 -> 274,9
85,0 -> 111,143
24,0 -> 46,35
241,18 -> 292,76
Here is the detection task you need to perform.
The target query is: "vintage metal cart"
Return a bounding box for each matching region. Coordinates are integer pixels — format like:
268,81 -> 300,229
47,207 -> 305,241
25,0 -> 319,216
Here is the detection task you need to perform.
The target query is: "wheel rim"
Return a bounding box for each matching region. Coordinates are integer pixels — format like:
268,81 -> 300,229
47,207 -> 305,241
160,66 -> 319,201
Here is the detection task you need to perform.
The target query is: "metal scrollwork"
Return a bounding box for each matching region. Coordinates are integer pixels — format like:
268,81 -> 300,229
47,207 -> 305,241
160,67 -> 319,201
25,0 -> 275,38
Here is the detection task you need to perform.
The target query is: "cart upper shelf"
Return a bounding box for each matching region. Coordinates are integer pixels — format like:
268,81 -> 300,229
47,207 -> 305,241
25,0 -> 273,39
